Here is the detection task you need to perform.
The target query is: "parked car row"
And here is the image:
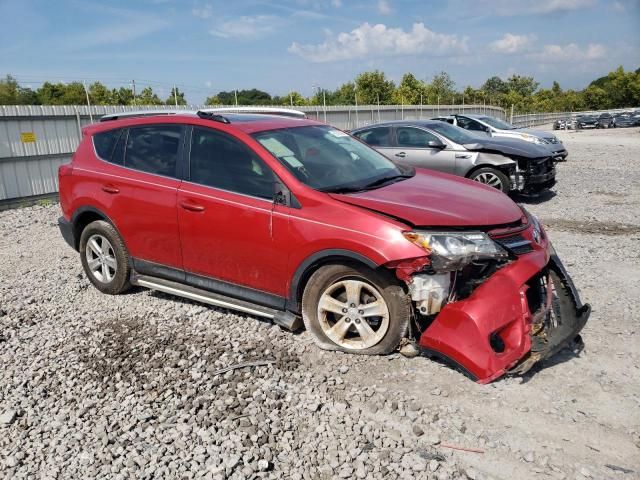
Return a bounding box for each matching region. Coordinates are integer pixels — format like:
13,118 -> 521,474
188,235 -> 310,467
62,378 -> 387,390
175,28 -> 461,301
567,110 -> 640,129
57,108 -> 589,384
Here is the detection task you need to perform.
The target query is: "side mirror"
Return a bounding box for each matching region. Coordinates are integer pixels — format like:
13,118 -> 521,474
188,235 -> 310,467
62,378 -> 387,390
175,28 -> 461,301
427,139 -> 446,149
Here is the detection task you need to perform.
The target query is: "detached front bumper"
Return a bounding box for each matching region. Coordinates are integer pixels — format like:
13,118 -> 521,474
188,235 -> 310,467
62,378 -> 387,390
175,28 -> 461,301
417,245 -> 590,384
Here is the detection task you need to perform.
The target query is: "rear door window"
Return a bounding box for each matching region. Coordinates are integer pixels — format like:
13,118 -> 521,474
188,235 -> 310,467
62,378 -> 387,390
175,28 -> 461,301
353,127 -> 392,147
125,125 -> 183,178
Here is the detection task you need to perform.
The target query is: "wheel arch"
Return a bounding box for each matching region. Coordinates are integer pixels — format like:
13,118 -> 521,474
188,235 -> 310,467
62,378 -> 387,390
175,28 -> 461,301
286,249 -> 379,314
71,206 -> 118,251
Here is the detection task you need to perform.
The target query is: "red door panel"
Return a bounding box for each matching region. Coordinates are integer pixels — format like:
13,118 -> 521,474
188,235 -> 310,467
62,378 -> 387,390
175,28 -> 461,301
177,183 -> 290,298
73,163 -> 182,269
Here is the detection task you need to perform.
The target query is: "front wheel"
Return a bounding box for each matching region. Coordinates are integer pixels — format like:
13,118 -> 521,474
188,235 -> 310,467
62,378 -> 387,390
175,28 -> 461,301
468,167 -> 510,193
301,264 -> 411,355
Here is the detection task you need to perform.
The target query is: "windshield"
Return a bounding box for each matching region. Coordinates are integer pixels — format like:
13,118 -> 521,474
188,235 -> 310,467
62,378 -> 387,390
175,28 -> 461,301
427,122 -> 482,144
253,125 -> 411,193
478,116 -> 517,130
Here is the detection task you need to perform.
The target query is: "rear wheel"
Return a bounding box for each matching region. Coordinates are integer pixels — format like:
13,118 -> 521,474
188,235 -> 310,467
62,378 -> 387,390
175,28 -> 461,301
468,167 -> 510,193
302,264 -> 411,355
80,220 -> 131,294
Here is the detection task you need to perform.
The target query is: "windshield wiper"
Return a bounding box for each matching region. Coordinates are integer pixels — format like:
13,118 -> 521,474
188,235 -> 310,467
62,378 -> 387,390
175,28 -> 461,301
320,173 -> 413,194
360,173 -> 414,191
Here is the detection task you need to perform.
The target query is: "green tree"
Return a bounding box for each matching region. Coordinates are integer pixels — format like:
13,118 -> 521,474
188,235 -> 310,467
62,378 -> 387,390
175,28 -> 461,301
165,87 -> 187,106
505,75 -> 539,97
88,82 -> 113,105
354,70 -> 395,104
281,91 -> 309,106
37,82 -> 68,105
204,94 -> 222,105
428,71 -> 456,103
137,86 -> 163,105
481,76 -> 508,97
392,73 -> 428,104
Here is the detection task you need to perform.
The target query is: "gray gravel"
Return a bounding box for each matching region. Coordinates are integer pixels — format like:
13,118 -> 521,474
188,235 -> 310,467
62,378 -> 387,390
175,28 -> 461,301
1,126 -> 639,479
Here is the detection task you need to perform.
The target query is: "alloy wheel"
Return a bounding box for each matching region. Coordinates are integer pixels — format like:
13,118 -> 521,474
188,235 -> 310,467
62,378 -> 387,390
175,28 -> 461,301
317,279 -> 390,350
85,234 -> 117,283
473,172 -> 503,189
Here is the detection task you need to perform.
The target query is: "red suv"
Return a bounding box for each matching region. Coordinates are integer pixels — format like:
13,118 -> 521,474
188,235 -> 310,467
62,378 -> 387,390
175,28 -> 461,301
58,110 -> 590,383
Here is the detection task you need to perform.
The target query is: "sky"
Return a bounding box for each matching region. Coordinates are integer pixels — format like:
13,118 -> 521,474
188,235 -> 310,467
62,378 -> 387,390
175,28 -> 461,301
1,0 -> 639,103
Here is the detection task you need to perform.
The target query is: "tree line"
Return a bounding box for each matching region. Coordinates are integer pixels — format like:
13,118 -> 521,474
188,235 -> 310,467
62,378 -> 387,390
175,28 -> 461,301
1,66 -> 638,112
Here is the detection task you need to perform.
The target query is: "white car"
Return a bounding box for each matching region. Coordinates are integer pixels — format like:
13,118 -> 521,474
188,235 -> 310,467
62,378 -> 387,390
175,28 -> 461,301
433,114 -> 568,162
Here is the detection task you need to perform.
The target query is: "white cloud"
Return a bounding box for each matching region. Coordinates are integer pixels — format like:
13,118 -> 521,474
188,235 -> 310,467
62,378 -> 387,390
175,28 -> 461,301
192,4 -> 213,19
530,43 -> 606,63
288,22 -> 468,63
477,0 -> 594,15
378,0 -> 393,15
210,15 -> 282,40
490,33 -> 536,54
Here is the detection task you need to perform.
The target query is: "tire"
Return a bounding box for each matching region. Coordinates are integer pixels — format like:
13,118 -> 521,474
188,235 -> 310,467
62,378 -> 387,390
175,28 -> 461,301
468,167 -> 510,193
79,220 -> 131,294
301,264 -> 411,355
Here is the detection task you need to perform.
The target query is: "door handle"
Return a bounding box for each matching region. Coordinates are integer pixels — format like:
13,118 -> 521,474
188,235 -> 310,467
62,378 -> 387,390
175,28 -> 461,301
455,154 -> 472,159
179,201 -> 205,212
395,152 -> 406,158
101,184 -> 119,194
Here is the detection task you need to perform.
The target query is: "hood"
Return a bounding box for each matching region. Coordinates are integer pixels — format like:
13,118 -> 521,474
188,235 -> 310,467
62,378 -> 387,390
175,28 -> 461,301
329,169 -> 523,227
462,136 -> 550,158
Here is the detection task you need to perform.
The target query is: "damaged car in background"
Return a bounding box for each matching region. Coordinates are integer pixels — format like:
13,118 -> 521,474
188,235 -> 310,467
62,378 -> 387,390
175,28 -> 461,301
432,114 -> 568,162
351,120 -> 556,195
58,110 -> 589,384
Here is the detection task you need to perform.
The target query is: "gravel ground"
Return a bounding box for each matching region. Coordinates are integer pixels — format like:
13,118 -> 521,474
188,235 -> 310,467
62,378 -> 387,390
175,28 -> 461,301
1,126 -> 639,480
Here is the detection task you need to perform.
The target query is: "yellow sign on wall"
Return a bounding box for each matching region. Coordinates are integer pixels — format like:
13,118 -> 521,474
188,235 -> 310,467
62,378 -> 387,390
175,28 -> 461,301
20,132 -> 37,143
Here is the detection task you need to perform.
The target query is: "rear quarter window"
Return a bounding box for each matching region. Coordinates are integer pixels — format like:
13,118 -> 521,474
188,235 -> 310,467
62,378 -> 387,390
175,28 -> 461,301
93,129 -> 122,162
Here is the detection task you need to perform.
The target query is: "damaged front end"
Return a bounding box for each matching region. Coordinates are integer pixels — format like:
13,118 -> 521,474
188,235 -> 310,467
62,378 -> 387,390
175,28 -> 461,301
395,211 -> 590,383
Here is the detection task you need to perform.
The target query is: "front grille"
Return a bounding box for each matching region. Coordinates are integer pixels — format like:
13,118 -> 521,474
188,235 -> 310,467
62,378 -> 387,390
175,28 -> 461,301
493,234 -> 533,255
529,159 -> 555,175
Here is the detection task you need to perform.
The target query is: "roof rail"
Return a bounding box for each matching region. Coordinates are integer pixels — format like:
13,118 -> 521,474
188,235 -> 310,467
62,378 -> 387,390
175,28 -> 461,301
196,111 -> 231,124
199,107 -> 307,119
100,109 -> 194,122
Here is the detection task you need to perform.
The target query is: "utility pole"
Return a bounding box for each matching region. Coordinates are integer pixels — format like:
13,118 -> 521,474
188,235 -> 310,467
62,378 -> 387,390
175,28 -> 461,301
419,93 -> 422,119
132,80 -> 136,105
354,90 -> 359,127
234,90 -> 238,107
173,85 -> 178,107
510,104 -> 514,124
290,92 -> 293,107
377,92 -> 380,122
82,81 -> 93,123
322,89 -> 327,122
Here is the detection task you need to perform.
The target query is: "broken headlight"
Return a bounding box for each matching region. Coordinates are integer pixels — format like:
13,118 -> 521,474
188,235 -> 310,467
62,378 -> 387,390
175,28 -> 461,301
403,231 -> 509,272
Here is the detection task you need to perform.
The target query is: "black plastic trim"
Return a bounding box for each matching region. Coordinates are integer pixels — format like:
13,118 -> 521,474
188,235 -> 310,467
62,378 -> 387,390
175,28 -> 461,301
186,272 -> 285,310
133,258 -> 185,283
70,206 -> 117,250
418,346 -> 479,382
58,216 -> 76,251
286,249 -> 379,313
132,257 -> 285,310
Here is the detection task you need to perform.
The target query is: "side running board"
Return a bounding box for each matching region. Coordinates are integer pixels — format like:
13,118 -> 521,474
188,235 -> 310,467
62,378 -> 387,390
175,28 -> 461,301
130,274 -> 302,331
